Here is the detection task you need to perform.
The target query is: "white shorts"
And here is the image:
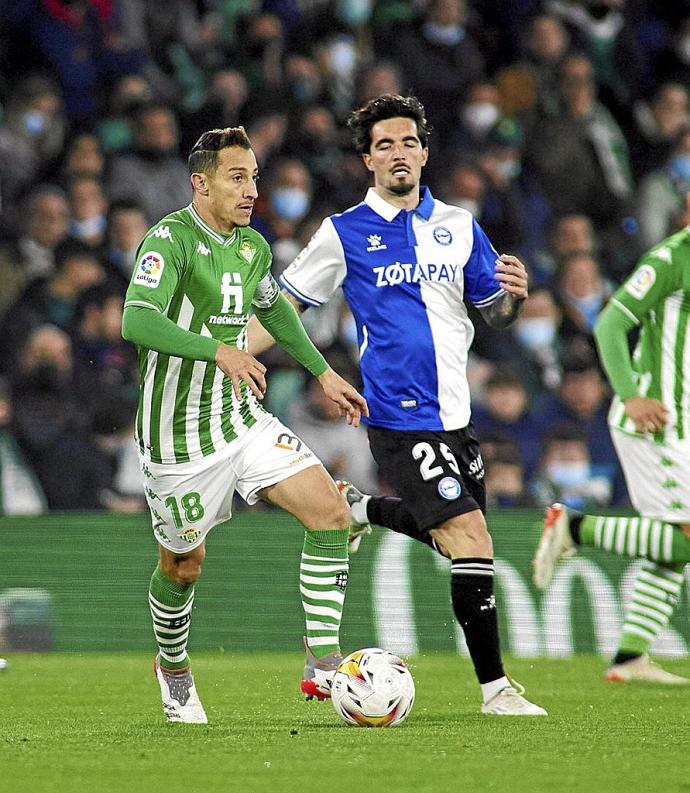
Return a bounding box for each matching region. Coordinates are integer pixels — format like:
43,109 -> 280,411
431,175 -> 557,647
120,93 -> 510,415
139,414 -> 320,553
611,428 -> 690,522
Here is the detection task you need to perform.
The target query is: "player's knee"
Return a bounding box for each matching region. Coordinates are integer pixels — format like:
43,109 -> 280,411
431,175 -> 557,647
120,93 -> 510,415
314,491 -> 352,530
161,547 -> 205,586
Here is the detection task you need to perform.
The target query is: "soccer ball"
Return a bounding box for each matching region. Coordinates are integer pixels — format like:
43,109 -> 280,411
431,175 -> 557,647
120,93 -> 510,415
331,647 -> 415,727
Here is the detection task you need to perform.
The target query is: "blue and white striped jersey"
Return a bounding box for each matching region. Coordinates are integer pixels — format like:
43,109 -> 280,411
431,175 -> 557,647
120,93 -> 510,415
280,187 -> 503,431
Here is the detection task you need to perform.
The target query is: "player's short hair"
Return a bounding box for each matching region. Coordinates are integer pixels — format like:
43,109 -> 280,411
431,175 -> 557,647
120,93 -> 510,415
347,94 -> 431,154
188,127 -> 252,175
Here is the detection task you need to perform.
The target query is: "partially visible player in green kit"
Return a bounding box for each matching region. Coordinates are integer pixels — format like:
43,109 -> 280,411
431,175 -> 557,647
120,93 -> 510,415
122,127 -> 368,723
534,220 -> 690,684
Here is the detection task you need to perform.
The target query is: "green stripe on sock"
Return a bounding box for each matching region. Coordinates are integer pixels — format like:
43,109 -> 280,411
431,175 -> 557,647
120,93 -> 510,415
579,516 -> 690,563
149,565 -> 194,670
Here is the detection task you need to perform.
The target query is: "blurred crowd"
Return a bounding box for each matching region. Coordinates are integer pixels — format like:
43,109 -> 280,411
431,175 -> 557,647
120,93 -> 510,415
0,0 -> 688,514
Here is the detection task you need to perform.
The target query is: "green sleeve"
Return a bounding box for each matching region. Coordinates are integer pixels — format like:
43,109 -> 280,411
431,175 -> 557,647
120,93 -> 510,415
121,305 -> 219,362
253,293 -> 328,376
593,301 -> 640,401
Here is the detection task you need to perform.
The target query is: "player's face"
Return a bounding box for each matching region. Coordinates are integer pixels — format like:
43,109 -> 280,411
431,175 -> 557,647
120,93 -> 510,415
362,117 -> 428,197
203,146 -> 259,231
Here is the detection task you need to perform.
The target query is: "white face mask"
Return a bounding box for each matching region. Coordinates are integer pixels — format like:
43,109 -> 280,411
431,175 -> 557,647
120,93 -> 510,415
515,317 -> 556,349
495,158 -> 521,181
461,102 -> 500,137
71,215 -> 107,240
547,462 -> 590,489
329,38 -> 357,76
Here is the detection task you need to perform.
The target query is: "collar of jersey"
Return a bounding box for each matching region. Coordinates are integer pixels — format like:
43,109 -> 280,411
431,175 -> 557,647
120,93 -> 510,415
364,186 -> 434,222
187,203 -> 237,246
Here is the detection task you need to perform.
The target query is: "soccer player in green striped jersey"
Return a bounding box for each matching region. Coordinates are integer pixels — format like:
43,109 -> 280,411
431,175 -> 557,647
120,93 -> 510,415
121,127 -> 368,722
534,221 -> 690,684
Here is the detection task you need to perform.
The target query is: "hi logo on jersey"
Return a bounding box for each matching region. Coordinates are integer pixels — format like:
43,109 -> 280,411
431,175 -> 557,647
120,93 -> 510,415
153,226 -> 172,241
134,252 -> 165,288
366,234 -> 387,252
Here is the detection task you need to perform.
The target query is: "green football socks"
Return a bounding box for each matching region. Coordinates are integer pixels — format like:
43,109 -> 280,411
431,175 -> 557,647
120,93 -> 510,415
148,565 -> 194,670
578,516 -> 690,563
300,528 -> 350,658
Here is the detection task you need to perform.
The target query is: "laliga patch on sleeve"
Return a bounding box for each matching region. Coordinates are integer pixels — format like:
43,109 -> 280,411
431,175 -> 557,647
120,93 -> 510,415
624,264 -> 656,300
134,251 -> 165,288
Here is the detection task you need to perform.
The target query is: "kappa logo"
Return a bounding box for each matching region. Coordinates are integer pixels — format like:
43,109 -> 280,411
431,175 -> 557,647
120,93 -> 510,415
153,226 -> 172,241
366,234 -> 387,252
197,241 -> 210,256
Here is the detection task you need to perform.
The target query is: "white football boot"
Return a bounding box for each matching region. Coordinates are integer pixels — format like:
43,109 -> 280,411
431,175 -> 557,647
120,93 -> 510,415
532,502 -> 578,589
481,681 -> 548,716
154,656 -> 208,723
606,655 -> 690,685
336,480 -> 372,554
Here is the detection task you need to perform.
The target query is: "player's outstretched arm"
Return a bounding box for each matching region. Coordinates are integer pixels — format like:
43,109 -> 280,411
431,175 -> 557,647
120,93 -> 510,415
480,254 -> 528,328
316,368 -> 369,427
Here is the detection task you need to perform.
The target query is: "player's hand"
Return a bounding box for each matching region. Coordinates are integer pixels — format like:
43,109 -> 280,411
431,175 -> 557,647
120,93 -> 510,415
495,254 -> 528,299
316,368 -> 369,427
623,396 -> 669,434
215,343 -> 267,401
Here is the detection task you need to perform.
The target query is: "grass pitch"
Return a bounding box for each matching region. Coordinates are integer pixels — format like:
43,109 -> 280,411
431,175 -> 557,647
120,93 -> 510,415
1,653 -> 688,793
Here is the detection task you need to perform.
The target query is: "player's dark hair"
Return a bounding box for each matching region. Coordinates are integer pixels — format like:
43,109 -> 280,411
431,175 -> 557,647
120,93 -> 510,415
188,127 -> 252,175
347,94 -> 431,154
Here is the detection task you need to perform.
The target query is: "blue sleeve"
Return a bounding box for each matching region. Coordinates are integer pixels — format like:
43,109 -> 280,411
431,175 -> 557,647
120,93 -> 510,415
464,219 -> 503,307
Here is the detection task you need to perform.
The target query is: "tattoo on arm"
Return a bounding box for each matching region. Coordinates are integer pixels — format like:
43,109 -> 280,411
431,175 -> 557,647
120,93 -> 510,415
479,291 -> 524,329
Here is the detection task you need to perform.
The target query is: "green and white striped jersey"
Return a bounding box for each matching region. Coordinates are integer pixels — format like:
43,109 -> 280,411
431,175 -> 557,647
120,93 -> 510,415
124,203 -> 280,464
608,227 -> 690,441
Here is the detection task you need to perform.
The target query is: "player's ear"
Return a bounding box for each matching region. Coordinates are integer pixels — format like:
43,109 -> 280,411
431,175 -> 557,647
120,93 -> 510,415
362,154 -> 375,173
421,147 -> 429,167
191,172 -> 208,195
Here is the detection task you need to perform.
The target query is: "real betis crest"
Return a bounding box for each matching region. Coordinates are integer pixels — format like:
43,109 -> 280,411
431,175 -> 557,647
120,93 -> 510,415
239,240 -> 256,263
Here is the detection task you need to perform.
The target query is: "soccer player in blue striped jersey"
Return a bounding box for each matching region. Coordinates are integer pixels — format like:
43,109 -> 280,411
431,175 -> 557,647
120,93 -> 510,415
249,95 -> 546,715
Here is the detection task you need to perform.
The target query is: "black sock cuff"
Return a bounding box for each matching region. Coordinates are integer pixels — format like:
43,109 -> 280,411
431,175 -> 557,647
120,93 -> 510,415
451,557 -> 494,576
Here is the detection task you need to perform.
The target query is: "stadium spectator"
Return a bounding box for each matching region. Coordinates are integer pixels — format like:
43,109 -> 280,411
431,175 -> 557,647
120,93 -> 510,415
0,376 -> 46,515
60,133 -> 107,181
484,443 -> 534,509
0,75 -> 67,226
540,352 -> 623,501
67,175 -> 109,249
102,200 -> 149,290
629,82 -> 689,179
0,185 -> 70,320
108,104 -> 191,223
524,53 -> 633,238
0,239 -> 104,374
530,423 -> 613,510
556,252 -> 614,336
10,324 -> 112,510
258,158 -> 313,247
394,0 -> 486,137
636,127 -> 690,249
471,367 -> 544,476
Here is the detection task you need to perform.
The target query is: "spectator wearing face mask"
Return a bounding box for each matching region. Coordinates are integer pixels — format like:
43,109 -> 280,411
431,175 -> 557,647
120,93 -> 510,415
66,175 -> 109,249
530,423 -> 613,511
477,116 -> 550,258
484,443 -> 535,509
556,252 -> 613,337
256,159 -> 313,251
394,0 -> 485,137
636,127 -> 690,249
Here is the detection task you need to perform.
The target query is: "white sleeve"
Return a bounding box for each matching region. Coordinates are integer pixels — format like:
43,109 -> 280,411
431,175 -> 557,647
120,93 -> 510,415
279,217 -> 346,306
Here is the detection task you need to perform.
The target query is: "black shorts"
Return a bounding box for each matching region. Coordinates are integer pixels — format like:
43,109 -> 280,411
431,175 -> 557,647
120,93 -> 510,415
367,424 -> 486,533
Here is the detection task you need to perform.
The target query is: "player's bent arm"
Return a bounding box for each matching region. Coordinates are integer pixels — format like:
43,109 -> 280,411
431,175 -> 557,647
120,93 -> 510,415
479,291 -> 525,329
122,304 -> 219,361
252,292 -> 326,375
593,301 -> 639,401
247,289 -> 307,356
122,304 -> 267,400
